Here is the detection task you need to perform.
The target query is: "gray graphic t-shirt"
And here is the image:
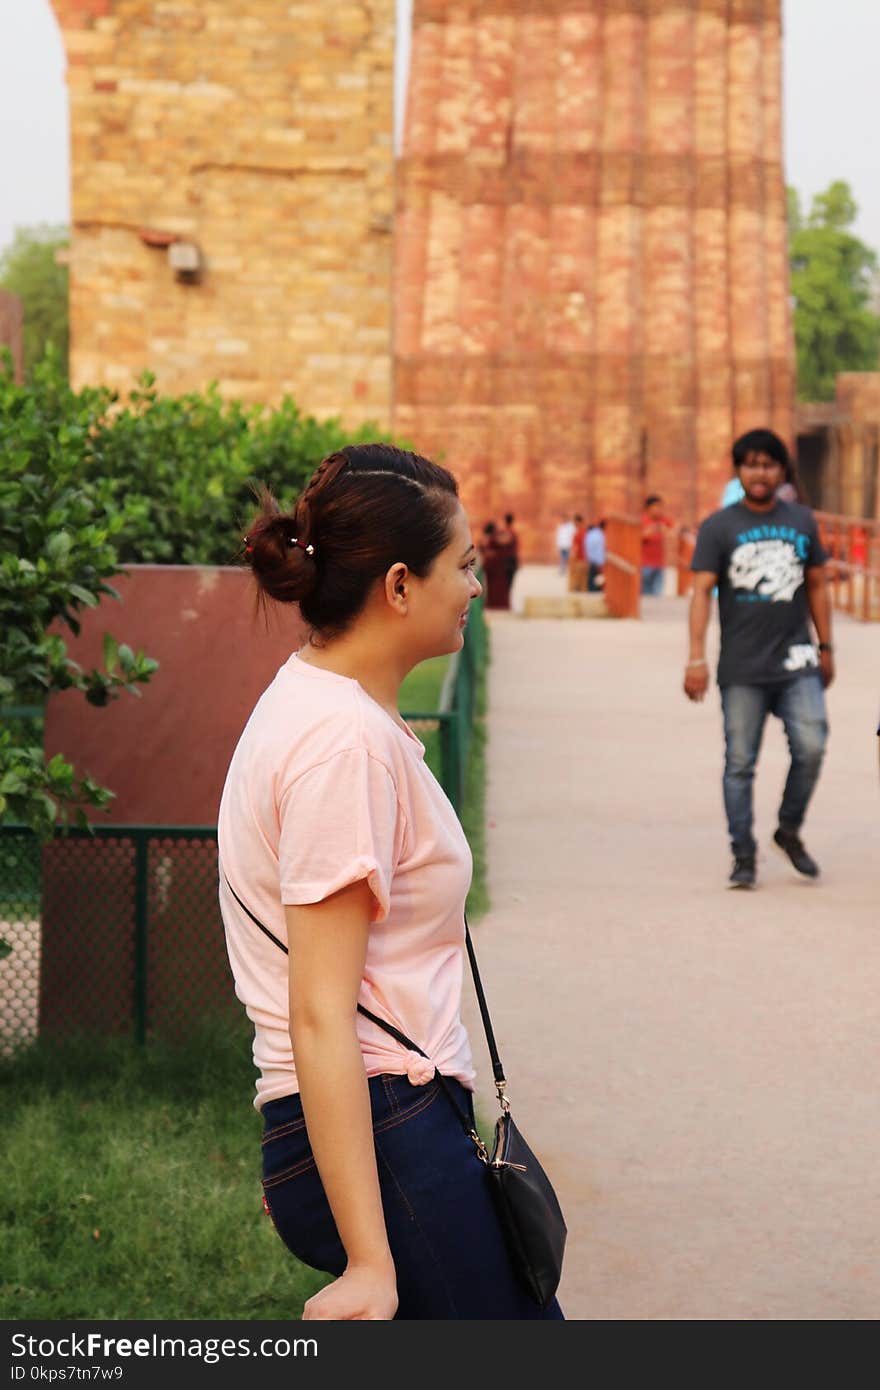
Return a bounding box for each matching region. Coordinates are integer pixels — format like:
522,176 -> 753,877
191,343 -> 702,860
691,501 -> 827,687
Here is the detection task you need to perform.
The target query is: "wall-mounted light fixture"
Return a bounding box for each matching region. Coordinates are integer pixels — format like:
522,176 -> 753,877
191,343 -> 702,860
137,227 -> 203,283
168,241 -> 202,283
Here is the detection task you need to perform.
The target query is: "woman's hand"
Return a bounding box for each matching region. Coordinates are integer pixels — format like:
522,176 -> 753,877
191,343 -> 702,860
302,1263 -> 398,1321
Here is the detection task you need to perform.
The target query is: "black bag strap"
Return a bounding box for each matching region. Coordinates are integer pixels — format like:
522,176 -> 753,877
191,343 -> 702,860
222,874 -> 502,1158
464,923 -> 507,1093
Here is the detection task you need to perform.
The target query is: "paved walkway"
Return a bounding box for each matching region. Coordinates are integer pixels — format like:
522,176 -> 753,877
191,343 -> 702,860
460,567 -> 880,1320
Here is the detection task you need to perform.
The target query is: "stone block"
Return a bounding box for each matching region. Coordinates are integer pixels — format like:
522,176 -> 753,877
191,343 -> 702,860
521,595 -> 608,620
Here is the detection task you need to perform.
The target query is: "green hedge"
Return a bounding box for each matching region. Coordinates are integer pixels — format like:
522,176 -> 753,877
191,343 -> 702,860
1,352 -> 391,569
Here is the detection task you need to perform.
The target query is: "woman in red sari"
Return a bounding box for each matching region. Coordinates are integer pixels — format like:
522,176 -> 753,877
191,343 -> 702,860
479,521 -> 511,609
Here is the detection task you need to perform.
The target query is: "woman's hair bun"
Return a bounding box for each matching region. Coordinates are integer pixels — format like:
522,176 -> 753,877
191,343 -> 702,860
244,503 -> 318,607
244,443 -> 459,637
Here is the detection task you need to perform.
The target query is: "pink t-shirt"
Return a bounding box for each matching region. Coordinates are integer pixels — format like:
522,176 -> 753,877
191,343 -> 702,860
217,652 -> 476,1110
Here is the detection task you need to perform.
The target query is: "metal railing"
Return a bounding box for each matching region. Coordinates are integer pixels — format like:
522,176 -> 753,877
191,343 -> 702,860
676,527 -> 697,596
815,512 -> 880,621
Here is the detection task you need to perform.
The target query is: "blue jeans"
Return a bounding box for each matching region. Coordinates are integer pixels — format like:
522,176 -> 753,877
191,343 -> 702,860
641,566 -> 664,595
261,1073 -> 565,1320
720,675 -> 828,857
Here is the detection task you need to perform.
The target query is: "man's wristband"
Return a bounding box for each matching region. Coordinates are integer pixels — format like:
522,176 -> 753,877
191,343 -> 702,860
817,642 -> 833,653
686,658 -> 708,668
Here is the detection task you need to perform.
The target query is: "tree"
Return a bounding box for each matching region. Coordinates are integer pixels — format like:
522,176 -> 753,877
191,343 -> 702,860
0,352 -> 157,845
0,225 -> 69,381
788,182 -> 880,401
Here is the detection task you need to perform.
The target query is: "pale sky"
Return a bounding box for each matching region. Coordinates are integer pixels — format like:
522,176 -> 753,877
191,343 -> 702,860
1,0 -> 878,259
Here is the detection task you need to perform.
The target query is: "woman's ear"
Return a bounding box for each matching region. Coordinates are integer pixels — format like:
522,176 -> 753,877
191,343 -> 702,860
384,563 -> 408,610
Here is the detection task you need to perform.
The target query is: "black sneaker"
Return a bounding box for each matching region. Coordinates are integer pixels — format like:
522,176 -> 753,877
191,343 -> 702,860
728,855 -> 756,890
773,829 -> 819,878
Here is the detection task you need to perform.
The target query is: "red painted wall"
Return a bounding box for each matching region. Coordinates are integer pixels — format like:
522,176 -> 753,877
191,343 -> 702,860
44,566 -> 306,826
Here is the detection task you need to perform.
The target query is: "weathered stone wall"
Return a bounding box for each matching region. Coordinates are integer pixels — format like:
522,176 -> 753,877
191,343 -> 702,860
395,0 -> 794,555
54,0 -> 794,554
796,374 -> 880,518
51,0 -> 394,424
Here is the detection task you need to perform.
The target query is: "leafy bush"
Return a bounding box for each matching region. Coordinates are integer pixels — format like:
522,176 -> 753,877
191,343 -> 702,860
85,375 -> 385,565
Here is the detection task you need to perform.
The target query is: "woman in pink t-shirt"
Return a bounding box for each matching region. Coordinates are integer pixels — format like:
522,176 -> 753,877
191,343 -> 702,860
218,444 -> 563,1321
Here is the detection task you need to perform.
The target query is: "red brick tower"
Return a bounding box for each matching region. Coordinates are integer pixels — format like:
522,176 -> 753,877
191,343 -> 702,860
394,0 -> 793,555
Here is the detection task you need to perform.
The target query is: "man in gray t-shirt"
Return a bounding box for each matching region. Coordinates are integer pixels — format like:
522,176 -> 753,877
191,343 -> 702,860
684,429 -> 834,890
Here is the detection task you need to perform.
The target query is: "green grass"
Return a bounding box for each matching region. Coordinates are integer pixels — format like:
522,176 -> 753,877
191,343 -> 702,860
0,1023 -> 329,1319
400,655 -> 447,775
462,657 -> 489,921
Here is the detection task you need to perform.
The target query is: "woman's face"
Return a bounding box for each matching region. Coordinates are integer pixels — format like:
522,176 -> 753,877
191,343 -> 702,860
407,502 -> 482,659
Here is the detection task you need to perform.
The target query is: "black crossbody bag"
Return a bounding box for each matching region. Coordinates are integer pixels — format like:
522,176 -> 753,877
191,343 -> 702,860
223,875 -> 567,1310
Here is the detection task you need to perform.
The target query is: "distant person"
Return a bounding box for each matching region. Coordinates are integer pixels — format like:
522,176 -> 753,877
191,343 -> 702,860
849,526 -> 867,567
774,478 -> 797,503
568,513 -> 588,593
684,428 -> 833,890
585,520 -> 606,591
555,514 -> 575,574
775,455 -> 806,504
497,512 -> 519,590
640,495 -> 673,595
479,520 -> 511,609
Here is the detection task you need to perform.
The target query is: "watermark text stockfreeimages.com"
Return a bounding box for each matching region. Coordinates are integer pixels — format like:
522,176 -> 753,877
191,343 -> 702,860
10,1332 -> 317,1368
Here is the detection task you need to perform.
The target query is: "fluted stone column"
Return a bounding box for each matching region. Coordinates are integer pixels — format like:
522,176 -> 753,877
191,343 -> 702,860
395,0 -> 793,556
693,1 -> 734,520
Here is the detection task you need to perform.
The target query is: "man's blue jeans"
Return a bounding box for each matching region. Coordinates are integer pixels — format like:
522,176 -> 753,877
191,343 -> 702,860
641,565 -> 664,595
720,674 -> 828,857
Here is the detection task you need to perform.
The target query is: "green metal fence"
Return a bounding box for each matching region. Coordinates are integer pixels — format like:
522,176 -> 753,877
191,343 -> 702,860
0,825 -> 231,1054
0,594 -> 488,1052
